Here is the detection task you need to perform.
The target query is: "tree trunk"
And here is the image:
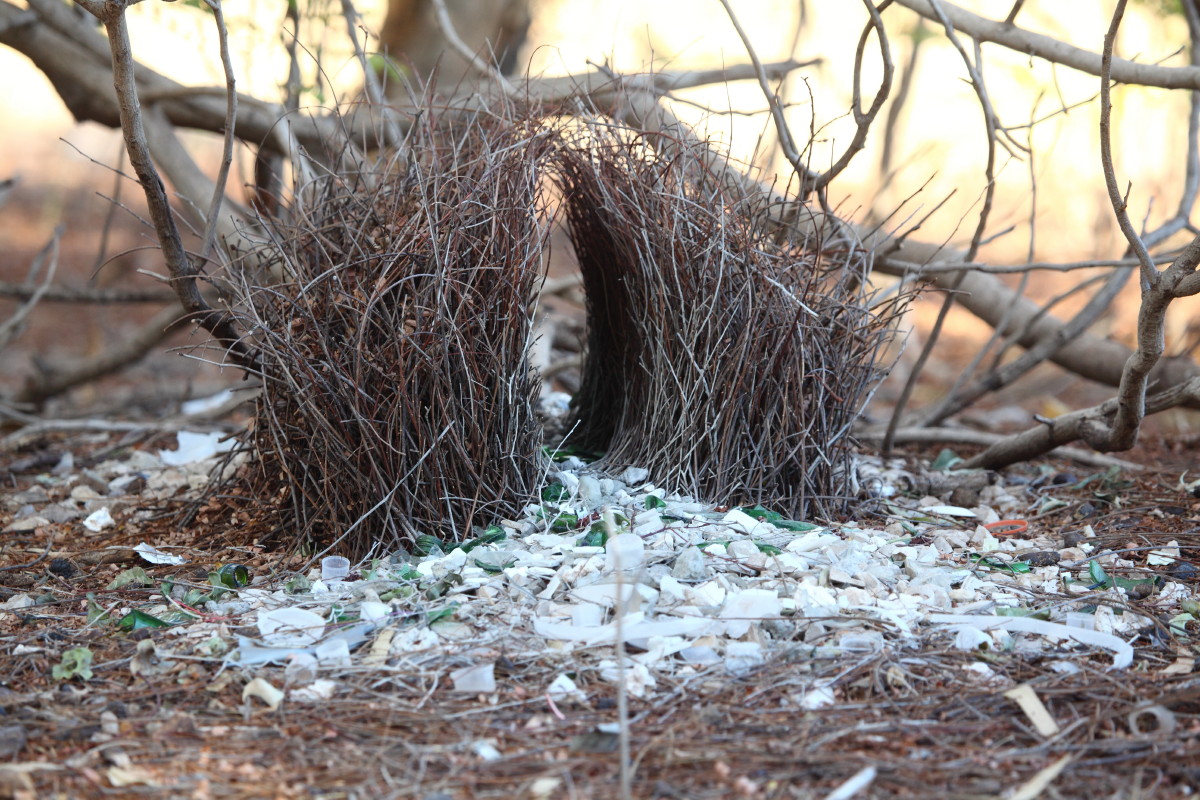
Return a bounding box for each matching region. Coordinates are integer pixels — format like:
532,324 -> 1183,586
379,0 -> 530,87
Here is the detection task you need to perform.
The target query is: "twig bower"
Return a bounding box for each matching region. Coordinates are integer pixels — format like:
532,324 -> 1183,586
232,106 -> 900,556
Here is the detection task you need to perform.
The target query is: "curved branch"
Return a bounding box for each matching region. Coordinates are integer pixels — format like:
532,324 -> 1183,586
11,303 -> 184,407
892,0 -> 1200,90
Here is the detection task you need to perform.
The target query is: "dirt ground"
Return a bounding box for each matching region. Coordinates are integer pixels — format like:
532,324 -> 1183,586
0,422 -> 1198,800
2,143 -> 1200,800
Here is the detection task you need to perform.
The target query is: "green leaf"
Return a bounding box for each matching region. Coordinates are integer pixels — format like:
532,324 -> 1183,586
182,588 -> 209,606
1113,575 -> 1159,592
413,534 -> 444,558
541,444 -> 604,463
423,573 -> 463,600
577,524 -> 608,548
739,504 -> 819,531
776,520 -> 820,532
52,647 -> 94,681
1038,496 -> 1069,515
460,525 -> 507,553
426,604 -> 458,625
542,483 -> 570,502
366,53 -> 407,83
754,542 -> 782,556
970,553 -> 1031,573
644,494 -> 667,510
1088,560 -> 1110,587
1169,613 -> 1196,636
117,609 -> 172,631
378,585 -> 415,602
474,553 -> 516,573
740,505 -> 783,523
930,448 -> 963,471
214,563 -> 250,589
205,573 -> 230,600
85,594 -> 110,625
550,512 -> 579,532
995,606 -> 1051,620
285,573 -> 312,594
107,566 -> 154,591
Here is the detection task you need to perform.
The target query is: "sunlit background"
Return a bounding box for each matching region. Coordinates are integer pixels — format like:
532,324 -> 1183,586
1,0 -> 1196,428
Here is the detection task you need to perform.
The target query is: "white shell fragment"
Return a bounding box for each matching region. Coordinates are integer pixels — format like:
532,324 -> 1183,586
546,673 -> 587,703
1004,684 -> 1060,737
158,430 -> 234,466
83,507 -> 114,532
242,677 -> 285,710
921,505 -> 978,518
451,662 -> 496,693
133,542 -> 185,565
720,589 -> 782,638
257,607 -> 326,648
604,533 -> 645,572
181,389 -> 234,416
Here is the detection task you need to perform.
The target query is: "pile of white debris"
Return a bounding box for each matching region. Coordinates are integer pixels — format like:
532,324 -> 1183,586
6,427 -> 1194,709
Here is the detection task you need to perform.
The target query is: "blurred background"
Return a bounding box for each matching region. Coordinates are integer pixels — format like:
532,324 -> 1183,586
0,0 -> 1196,433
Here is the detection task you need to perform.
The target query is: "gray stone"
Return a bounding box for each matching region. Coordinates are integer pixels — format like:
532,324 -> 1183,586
41,504 -> 83,524
670,546 -> 710,582
4,486 -> 49,509
0,724 -> 26,758
78,469 -> 109,495
2,515 -> 49,533
578,476 -> 603,509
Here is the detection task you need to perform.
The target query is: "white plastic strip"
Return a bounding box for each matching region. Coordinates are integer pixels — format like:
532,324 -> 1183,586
930,614 -> 1134,669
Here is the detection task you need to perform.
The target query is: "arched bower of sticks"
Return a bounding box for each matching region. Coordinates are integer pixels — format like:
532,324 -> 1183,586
229,108 -> 901,557
552,126 -> 899,521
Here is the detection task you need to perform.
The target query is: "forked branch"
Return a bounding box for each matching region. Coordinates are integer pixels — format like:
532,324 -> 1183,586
72,0 -> 254,369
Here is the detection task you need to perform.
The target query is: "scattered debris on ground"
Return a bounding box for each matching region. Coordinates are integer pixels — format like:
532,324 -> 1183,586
2,419 -> 1199,798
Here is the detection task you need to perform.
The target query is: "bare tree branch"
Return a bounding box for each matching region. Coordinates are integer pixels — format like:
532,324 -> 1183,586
431,0 -> 517,97
72,0 -> 254,369
0,229 -> 60,352
813,0 -> 894,195
960,0 -> 1200,468
196,0 -> 236,270
341,0 -> 403,144
0,282 -> 176,304
11,303 -> 185,407
859,426 -> 1142,470
883,0 -> 1000,454
892,0 -> 1200,90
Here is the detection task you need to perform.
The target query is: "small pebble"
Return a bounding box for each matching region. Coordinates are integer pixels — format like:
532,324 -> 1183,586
1166,562 -> 1199,582
1022,551 -> 1059,568
1127,582 -> 1155,600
